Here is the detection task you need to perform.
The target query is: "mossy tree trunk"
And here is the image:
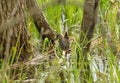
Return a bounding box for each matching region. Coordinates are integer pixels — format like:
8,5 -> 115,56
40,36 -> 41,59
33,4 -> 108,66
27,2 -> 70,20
80,0 -> 100,82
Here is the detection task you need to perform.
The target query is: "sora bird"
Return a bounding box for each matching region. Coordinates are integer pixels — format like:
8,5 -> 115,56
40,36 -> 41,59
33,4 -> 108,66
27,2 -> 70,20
57,32 -> 70,51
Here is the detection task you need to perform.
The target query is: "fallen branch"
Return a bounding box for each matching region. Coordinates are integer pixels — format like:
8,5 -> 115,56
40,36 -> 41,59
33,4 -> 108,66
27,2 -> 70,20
3,49 -> 55,71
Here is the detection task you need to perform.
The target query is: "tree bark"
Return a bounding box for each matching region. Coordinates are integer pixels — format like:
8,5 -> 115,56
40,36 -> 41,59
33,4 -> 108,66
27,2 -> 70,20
80,0 -> 100,82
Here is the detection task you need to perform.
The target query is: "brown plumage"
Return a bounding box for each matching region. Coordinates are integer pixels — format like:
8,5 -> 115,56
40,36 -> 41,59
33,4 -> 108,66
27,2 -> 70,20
57,32 -> 70,51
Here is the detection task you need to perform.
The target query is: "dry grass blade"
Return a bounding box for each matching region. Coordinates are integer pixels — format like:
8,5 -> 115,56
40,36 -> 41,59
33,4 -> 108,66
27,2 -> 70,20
14,79 -> 37,83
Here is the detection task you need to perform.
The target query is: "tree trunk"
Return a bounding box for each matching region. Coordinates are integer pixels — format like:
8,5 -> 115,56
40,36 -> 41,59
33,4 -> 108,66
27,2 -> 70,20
80,0 -> 100,82
26,0 -> 56,41
0,0 -> 56,62
0,0 -> 31,62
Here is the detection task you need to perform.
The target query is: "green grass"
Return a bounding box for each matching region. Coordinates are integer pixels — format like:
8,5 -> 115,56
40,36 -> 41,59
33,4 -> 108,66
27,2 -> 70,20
1,0 -> 120,83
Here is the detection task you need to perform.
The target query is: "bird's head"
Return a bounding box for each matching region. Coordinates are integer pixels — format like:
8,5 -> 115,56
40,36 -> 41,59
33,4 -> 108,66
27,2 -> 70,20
57,32 -> 70,51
